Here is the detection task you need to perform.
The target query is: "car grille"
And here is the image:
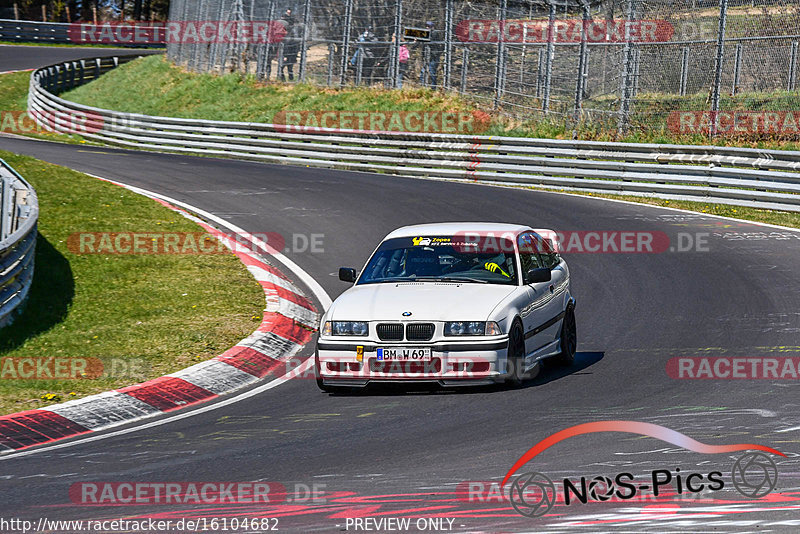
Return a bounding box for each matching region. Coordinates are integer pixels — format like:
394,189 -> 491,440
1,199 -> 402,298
376,323 -> 404,341
406,323 -> 434,341
370,358 -> 442,374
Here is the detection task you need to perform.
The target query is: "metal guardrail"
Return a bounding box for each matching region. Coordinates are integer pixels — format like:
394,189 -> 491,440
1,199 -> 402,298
0,18 -> 164,48
0,160 -> 38,329
27,56 -> 800,212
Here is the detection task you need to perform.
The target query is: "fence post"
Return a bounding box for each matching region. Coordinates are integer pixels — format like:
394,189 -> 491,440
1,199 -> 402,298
257,0 -> 276,80
460,47 -> 469,95
493,0 -> 507,108
789,41 -> 798,92
542,1 -> 556,113
732,43 -> 742,95
244,0 -> 256,76
13,3 -> 19,20
573,1 -> 590,121
422,45 -> 430,86
679,46 -> 689,96
339,0 -> 354,86
536,48 -> 544,98
710,0 -> 728,136
327,43 -> 335,86
212,0 -> 228,73
444,0 -> 453,89
633,48 -> 641,98
392,0 -> 402,89
299,0 -> 312,81
276,42 -> 285,80
41,4 -> 46,22
618,0 -> 635,133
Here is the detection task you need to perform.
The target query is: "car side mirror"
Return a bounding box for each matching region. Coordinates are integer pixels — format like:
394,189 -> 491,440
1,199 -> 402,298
339,267 -> 357,283
526,267 -> 551,284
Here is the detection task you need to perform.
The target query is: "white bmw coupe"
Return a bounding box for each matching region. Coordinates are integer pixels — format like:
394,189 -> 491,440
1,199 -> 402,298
315,223 -> 576,390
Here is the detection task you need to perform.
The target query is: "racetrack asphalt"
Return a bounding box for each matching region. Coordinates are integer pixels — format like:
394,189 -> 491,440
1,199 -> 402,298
0,44 -> 161,72
1,48 -> 799,532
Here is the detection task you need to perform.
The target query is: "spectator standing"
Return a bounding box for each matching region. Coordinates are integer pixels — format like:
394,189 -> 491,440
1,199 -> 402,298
282,11 -> 303,81
420,21 -> 444,87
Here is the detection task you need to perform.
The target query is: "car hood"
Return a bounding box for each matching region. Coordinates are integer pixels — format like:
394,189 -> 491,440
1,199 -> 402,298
328,282 -> 517,322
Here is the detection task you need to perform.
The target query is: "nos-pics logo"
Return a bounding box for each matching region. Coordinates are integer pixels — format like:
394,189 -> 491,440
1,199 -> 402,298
503,421 -> 783,518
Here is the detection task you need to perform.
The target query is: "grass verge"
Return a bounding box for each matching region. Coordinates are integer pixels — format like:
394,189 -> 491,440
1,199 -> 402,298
0,151 -> 264,416
61,55 -> 800,150
0,70 -> 92,145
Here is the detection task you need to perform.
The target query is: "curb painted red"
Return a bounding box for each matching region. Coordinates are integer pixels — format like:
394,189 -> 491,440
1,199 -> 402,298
0,191 -> 319,453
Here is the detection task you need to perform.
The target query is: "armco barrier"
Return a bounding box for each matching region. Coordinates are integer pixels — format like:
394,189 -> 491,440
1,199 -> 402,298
0,19 -> 164,48
0,160 -> 38,329
27,56 -> 800,212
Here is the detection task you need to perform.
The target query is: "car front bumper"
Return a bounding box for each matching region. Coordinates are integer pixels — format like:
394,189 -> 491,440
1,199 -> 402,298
316,338 -> 509,387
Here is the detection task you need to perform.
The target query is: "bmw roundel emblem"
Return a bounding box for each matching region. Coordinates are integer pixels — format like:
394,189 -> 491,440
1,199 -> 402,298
402,311 -> 412,317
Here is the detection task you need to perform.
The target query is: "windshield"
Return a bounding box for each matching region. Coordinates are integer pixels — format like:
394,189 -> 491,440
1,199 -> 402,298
357,236 -> 518,285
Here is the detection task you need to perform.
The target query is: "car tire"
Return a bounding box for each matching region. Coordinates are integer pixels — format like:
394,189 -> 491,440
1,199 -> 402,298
553,306 -> 577,367
506,321 -> 526,387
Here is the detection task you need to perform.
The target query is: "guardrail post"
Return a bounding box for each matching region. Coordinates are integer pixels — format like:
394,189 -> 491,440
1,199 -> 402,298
298,0 -> 312,82
710,0 -> 728,137
460,47 -> 469,95
543,1 -> 555,113
789,42 -> 798,92
732,43 -> 742,95
78,59 -> 85,86
339,0 -> 353,87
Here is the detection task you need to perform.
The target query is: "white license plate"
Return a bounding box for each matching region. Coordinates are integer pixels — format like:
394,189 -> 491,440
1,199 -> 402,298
376,347 -> 432,361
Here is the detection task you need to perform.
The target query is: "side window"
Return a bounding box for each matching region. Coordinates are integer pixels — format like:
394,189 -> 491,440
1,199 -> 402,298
532,232 -> 560,270
518,233 -> 543,283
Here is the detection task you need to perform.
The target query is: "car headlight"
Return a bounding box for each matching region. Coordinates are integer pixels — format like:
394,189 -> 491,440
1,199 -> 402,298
444,321 -> 501,336
324,321 -> 369,336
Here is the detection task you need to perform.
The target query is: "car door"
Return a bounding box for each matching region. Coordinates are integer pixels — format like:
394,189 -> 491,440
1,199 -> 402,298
518,232 -> 563,358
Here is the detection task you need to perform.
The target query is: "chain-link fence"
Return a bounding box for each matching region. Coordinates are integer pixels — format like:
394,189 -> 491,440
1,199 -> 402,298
166,0 -> 800,136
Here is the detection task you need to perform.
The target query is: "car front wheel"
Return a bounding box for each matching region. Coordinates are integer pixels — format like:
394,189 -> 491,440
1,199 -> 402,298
553,307 -> 577,367
506,321 -> 526,387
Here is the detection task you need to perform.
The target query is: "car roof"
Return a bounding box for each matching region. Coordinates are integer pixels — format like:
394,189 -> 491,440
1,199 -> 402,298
384,222 -> 534,240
